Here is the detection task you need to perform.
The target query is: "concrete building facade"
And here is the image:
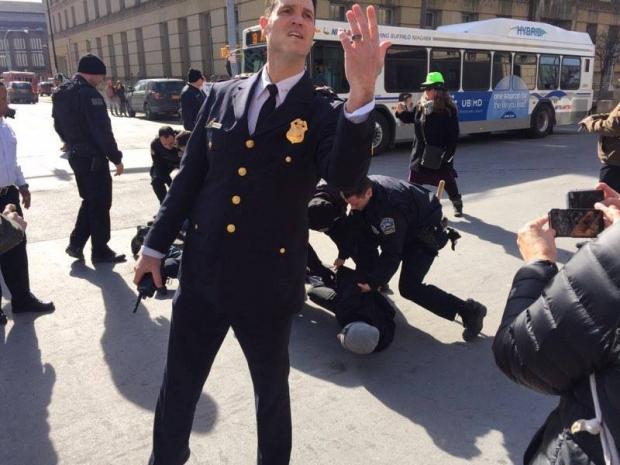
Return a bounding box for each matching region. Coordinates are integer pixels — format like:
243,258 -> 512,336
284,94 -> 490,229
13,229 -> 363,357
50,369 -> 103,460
46,0 -> 620,97
0,1 -> 51,79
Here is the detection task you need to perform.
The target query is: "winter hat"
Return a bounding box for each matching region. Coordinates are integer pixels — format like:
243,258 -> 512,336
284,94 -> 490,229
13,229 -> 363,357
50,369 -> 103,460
77,54 -> 107,75
187,68 -> 203,83
337,321 -> 380,355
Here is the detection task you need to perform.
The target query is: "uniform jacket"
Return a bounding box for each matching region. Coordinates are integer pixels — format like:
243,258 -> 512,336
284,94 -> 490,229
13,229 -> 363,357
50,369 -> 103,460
583,102 -> 620,167
0,214 -> 24,254
150,138 -> 180,173
145,71 -> 373,319
396,104 -> 459,173
52,75 -> 122,165
493,223 -> 620,465
180,84 -> 206,131
307,267 -> 396,352
360,175 -> 443,289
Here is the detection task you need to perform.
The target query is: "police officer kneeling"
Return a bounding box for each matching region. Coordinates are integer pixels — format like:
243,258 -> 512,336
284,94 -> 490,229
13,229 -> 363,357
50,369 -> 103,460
342,175 -> 486,341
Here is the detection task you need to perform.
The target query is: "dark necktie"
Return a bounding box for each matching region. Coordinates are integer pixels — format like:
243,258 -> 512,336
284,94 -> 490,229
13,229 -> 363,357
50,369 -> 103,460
256,84 -> 278,133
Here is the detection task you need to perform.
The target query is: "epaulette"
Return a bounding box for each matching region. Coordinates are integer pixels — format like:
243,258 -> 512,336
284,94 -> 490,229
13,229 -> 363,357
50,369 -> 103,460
313,85 -> 343,102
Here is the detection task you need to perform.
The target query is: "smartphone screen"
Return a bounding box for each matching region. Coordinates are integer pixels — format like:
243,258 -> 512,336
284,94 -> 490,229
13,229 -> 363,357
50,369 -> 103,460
548,208 -> 604,238
567,190 -> 604,209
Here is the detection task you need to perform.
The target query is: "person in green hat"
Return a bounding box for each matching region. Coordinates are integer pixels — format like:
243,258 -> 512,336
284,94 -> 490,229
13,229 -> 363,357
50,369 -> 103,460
395,71 -> 464,217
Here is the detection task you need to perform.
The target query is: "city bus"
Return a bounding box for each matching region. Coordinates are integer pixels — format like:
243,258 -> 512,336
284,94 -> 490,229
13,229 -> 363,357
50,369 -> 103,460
241,18 -> 595,154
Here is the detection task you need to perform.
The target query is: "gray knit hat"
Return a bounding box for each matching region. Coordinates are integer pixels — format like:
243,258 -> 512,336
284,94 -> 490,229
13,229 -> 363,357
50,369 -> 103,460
337,322 -> 380,355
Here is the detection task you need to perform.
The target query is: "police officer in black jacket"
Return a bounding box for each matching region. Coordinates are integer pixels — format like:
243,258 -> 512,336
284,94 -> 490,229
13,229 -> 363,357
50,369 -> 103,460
52,54 -> 126,263
149,126 -> 181,204
133,2 -> 390,464
342,175 -> 486,341
180,68 -> 206,131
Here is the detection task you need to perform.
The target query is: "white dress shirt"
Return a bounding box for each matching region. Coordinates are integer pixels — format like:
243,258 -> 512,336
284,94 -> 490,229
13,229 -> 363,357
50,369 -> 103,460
248,68 -> 373,134
0,117 -> 26,188
142,68 -> 374,259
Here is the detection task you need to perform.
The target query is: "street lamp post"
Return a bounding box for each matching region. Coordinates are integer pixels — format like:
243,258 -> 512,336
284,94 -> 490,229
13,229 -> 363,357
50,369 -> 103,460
2,28 -> 29,71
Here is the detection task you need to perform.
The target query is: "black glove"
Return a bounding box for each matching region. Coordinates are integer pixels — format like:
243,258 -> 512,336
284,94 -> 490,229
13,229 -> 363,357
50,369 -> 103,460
447,227 -> 461,251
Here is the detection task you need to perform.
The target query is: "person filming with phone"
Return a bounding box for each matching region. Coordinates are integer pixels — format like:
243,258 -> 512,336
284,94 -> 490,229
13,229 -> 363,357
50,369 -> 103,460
492,182 -> 620,465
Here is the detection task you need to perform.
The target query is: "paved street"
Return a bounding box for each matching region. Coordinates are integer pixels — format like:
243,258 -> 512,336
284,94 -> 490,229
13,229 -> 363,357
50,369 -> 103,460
0,99 -> 603,465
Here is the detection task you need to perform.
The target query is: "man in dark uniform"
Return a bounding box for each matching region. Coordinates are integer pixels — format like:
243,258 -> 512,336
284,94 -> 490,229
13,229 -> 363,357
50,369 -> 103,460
149,126 -> 181,204
52,54 -> 126,264
342,175 -> 487,342
133,1 -> 391,464
180,68 -> 206,131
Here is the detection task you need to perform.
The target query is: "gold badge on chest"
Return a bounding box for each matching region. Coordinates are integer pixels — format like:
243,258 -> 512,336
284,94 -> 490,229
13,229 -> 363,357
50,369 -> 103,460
286,118 -> 308,144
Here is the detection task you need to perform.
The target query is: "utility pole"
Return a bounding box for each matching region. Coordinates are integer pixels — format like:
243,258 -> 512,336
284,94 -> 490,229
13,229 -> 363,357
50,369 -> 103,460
45,0 -> 58,73
226,0 -> 239,76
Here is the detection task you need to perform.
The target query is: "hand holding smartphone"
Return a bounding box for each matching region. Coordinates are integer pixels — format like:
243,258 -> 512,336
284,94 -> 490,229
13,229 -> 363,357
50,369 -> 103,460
548,208 -> 604,238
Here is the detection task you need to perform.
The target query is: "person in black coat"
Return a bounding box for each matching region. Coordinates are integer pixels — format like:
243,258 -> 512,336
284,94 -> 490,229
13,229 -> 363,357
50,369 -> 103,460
307,266 -> 395,354
133,2 -> 391,464
180,68 -> 206,131
395,71 -> 463,217
149,126 -> 181,204
493,182 -> 620,465
52,54 -> 126,263
342,175 -> 486,342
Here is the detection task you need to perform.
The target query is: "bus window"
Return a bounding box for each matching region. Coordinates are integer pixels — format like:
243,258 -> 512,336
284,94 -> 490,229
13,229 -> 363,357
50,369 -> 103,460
462,50 -> 491,91
538,55 -> 560,90
430,48 -> 461,90
561,56 -> 581,90
513,53 -> 537,90
311,41 -> 349,93
384,45 -> 427,93
491,52 -> 512,90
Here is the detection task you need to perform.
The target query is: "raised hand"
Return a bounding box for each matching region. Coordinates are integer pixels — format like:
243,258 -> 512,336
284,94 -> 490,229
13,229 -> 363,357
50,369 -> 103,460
339,4 -> 391,112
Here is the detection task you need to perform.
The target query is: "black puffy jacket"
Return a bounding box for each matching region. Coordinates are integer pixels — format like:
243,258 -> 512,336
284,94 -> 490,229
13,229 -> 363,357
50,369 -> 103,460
493,223 -> 620,465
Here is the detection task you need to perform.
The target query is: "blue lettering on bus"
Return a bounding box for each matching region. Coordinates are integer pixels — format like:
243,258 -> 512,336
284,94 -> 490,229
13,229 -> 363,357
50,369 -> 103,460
510,26 -> 547,37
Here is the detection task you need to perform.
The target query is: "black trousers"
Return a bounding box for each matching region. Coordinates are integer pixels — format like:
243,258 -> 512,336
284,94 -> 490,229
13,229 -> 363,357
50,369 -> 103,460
398,244 -> 466,321
0,186 -> 31,305
600,164 -> 620,193
150,166 -> 174,204
149,283 -> 293,465
68,154 -> 112,253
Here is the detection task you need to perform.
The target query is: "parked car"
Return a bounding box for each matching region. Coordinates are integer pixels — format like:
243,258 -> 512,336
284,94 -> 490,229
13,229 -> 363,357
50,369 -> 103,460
126,78 -> 185,120
6,81 -> 38,104
38,81 -> 54,96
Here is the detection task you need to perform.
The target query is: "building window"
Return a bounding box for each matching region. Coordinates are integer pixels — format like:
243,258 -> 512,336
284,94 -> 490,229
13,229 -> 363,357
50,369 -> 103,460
64,10 -> 69,29
425,10 -> 440,29
30,37 -> 42,50
542,18 -> 572,30
58,12 -> 63,30
71,6 -> 76,27
329,3 -> 347,21
94,0 -> 100,19
16,52 -> 28,67
586,23 -> 597,43
32,52 -> 45,67
83,0 -> 90,23
376,6 -> 394,25
462,12 -> 479,23
86,39 -> 91,52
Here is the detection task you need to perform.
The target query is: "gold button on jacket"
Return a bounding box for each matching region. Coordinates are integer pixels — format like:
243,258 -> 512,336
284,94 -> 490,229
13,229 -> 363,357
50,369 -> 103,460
238,167 -> 247,176
232,195 -> 241,205
226,224 -> 236,233
245,139 -> 255,149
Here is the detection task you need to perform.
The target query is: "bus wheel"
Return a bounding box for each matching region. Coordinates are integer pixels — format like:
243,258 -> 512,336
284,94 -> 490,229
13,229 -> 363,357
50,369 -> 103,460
529,105 -> 553,138
373,112 -> 391,155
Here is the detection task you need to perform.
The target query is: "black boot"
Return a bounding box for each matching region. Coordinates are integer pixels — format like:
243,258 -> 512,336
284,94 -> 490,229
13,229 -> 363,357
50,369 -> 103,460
92,246 -> 127,264
65,243 -> 85,261
12,294 -> 55,314
460,299 -> 486,342
451,196 -> 463,218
